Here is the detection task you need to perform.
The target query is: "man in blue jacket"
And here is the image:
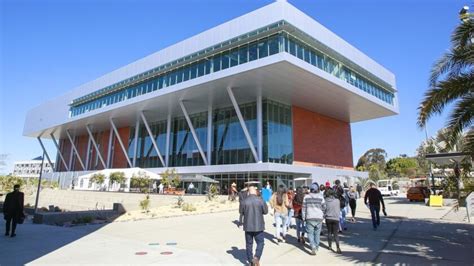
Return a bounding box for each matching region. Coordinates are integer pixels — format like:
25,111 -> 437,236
239,186 -> 268,266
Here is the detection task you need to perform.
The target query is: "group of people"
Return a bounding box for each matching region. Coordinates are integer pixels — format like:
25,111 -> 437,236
238,180 -> 386,266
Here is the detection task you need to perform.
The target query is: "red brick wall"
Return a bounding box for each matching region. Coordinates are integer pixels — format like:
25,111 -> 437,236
73,135 -> 89,171
292,106 -> 353,168
98,130 -> 110,170
112,127 -> 130,168
58,139 -> 71,172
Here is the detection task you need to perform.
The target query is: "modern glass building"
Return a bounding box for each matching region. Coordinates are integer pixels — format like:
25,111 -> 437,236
24,0 -> 398,192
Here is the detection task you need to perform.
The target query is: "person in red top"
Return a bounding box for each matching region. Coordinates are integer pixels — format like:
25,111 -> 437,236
293,187 -> 306,243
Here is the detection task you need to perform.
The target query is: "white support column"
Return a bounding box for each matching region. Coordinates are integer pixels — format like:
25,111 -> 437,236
207,103 -> 212,165
50,133 -> 69,171
140,112 -> 166,167
132,119 -> 140,166
37,137 -> 54,172
179,100 -> 209,165
85,135 -> 91,170
109,118 -> 133,167
257,92 -> 263,163
68,137 -> 74,170
86,125 -> 107,169
165,112 -> 171,167
226,87 -> 258,162
106,128 -> 113,168
66,130 -> 86,170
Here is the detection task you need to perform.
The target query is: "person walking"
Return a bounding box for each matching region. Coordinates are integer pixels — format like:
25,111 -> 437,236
364,183 -> 386,230
324,188 -> 342,254
285,187 -> 295,231
158,182 -> 164,194
3,184 -> 24,237
239,186 -> 268,266
302,183 -> 325,255
334,180 -> 348,232
269,185 -> 289,243
292,187 -> 306,244
347,186 -> 358,222
356,183 -> 363,198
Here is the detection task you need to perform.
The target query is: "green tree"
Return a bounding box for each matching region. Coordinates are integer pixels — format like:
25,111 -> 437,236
109,171 -> 126,190
386,157 -> 419,178
90,173 -> 106,189
356,148 -> 388,172
0,175 -> 24,193
130,171 -> 151,193
416,139 -> 437,174
368,164 -> 386,182
417,17 -> 474,155
160,168 -> 179,188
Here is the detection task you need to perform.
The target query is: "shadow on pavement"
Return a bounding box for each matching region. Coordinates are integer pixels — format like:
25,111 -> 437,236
226,246 -> 247,264
0,210 -> 119,266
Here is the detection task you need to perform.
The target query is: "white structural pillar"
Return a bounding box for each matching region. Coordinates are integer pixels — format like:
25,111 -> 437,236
50,133 -> 69,171
85,125 -> 107,169
85,135 -> 92,170
66,130 -> 86,170
132,119 -> 140,166
106,128 -> 114,168
109,118 -> 133,167
68,136 -> 74,170
257,91 -> 263,162
165,112 -> 171,167
179,100 -> 209,165
37,136 -> 54,172
226,87 -> 258,162
140,112 -> 166,167
207,103 -> 213,165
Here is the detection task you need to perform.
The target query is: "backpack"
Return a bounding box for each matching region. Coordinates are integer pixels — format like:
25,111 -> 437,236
336,186 -> 346,209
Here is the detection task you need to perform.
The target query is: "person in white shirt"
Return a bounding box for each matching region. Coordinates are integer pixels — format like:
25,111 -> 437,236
158,183 -> 164,194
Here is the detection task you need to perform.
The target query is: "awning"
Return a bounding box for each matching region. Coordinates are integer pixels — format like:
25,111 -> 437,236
425,152 -> 472,166
180,175 -> 219,183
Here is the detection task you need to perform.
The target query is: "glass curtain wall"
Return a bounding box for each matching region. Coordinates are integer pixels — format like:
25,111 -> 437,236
170,112 -> 208,167
135,121 -> 167,168
263,100 -> 293,164
212,102 -> 257,165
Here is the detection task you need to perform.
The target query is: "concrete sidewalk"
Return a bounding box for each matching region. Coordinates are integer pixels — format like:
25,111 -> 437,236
0,197 -> 472,265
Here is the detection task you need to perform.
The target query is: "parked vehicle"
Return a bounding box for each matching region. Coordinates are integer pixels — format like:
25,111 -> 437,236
407,186 -> 430,202
377,180 -> 399,196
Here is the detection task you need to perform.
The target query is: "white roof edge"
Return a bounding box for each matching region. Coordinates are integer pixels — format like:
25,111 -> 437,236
40,1 -> 394,105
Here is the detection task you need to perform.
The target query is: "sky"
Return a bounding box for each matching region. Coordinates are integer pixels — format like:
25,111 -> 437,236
0,0 -> 466,174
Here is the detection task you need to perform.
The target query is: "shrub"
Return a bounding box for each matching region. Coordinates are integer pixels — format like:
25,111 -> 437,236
131,171 -> 152,193
90,173 -> 106,189
176,196 -> 184,207
0,175 -> 24,193
139,194 -> 151,212
161,169 -> 180,188
109,171 -> 126,190
207,184 -> 218,201
181,203 -> 196,212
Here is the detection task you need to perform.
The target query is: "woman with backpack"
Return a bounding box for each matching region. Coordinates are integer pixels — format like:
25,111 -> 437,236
324,188 -> 342,254
270,185 -> 290,243
292,187 -> 306,243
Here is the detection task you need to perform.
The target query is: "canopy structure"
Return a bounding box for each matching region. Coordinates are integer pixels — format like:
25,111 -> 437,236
425,152 -> 472,166
180,175 -> 219,184
78,168 -> 162,180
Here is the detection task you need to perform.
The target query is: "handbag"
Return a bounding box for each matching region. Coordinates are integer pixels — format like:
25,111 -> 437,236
18,213 -> 26,224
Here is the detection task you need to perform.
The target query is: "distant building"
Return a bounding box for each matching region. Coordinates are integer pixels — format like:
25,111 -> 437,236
13,156 -> 54,179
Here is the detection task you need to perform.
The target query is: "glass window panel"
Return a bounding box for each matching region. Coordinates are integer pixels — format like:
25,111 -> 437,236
268,35 -> 279,55
213,54 -> 221,72
239,45 -> 248,64
289,38 -> 296,56
257,38 -> 268,58
221,51 -> 230,70
249,42 -> 258,61
229,48 -> 238,67
197,61 -> 205,77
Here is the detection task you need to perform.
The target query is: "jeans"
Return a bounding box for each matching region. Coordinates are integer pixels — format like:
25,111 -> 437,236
305,220 -> 322,250
339,207 -> 347,231
369,205 -> 381,228
295,218 -> 305,238
286,209 -> 294,229
274,212 -> 288,238
245,231 -> 264,262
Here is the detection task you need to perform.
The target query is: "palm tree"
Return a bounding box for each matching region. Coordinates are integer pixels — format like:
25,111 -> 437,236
417,18 -> 474,155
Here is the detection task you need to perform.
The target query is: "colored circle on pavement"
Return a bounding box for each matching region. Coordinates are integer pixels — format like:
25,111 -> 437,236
149,243 -> 160,246
161,251 -> 173,255
166,242 -> 177,246
135,252 -> 147,255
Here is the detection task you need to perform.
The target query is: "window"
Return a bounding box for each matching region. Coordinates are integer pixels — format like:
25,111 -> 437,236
239,45 -> 248,64
249,42 -> 258,61
257,38 -> 268,58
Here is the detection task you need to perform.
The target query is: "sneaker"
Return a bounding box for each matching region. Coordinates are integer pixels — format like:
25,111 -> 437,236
10,233 -> 16,237
336,248 -> 342,254
281,236 -> 286,243
5,232 -> 9,236
277,238 -> 282,243
311,247 -> 317,255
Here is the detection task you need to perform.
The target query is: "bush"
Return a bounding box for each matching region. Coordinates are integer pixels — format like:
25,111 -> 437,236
0,175 -> 24,193
109,171 -> 126,190
181,203 -> 196,212
207,184 -> 218,201
90,173 -> 106,188
72,216 -> 94,224
131,171 -> 152,193
139,194 -> 151,212
176,196 -> 184,207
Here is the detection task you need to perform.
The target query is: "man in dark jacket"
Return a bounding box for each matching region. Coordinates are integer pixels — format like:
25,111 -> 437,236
3,184 -> 24,237
239,186 -> 268,266
364,183 -> 386,230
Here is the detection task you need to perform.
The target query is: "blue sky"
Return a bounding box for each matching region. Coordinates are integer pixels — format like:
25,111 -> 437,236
0,0 -> 465,174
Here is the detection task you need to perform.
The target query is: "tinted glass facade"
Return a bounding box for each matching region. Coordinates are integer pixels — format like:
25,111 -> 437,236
263,100 -> 293,164
70,22 -> 395,117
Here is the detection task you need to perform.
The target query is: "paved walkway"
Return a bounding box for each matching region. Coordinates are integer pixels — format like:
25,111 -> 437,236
0,196 -> 472,265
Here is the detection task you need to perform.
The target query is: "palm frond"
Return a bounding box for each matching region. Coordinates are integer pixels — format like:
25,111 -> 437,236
429,48 -> 474,86
452,20 -> 474,48
418,72 -> 474,128
446,93 -> 474,143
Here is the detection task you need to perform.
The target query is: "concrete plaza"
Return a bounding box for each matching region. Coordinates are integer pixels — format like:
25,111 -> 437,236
0,196 -> 472,265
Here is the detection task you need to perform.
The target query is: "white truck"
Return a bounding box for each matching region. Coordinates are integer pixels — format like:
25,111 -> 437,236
377,180 -> 399,196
